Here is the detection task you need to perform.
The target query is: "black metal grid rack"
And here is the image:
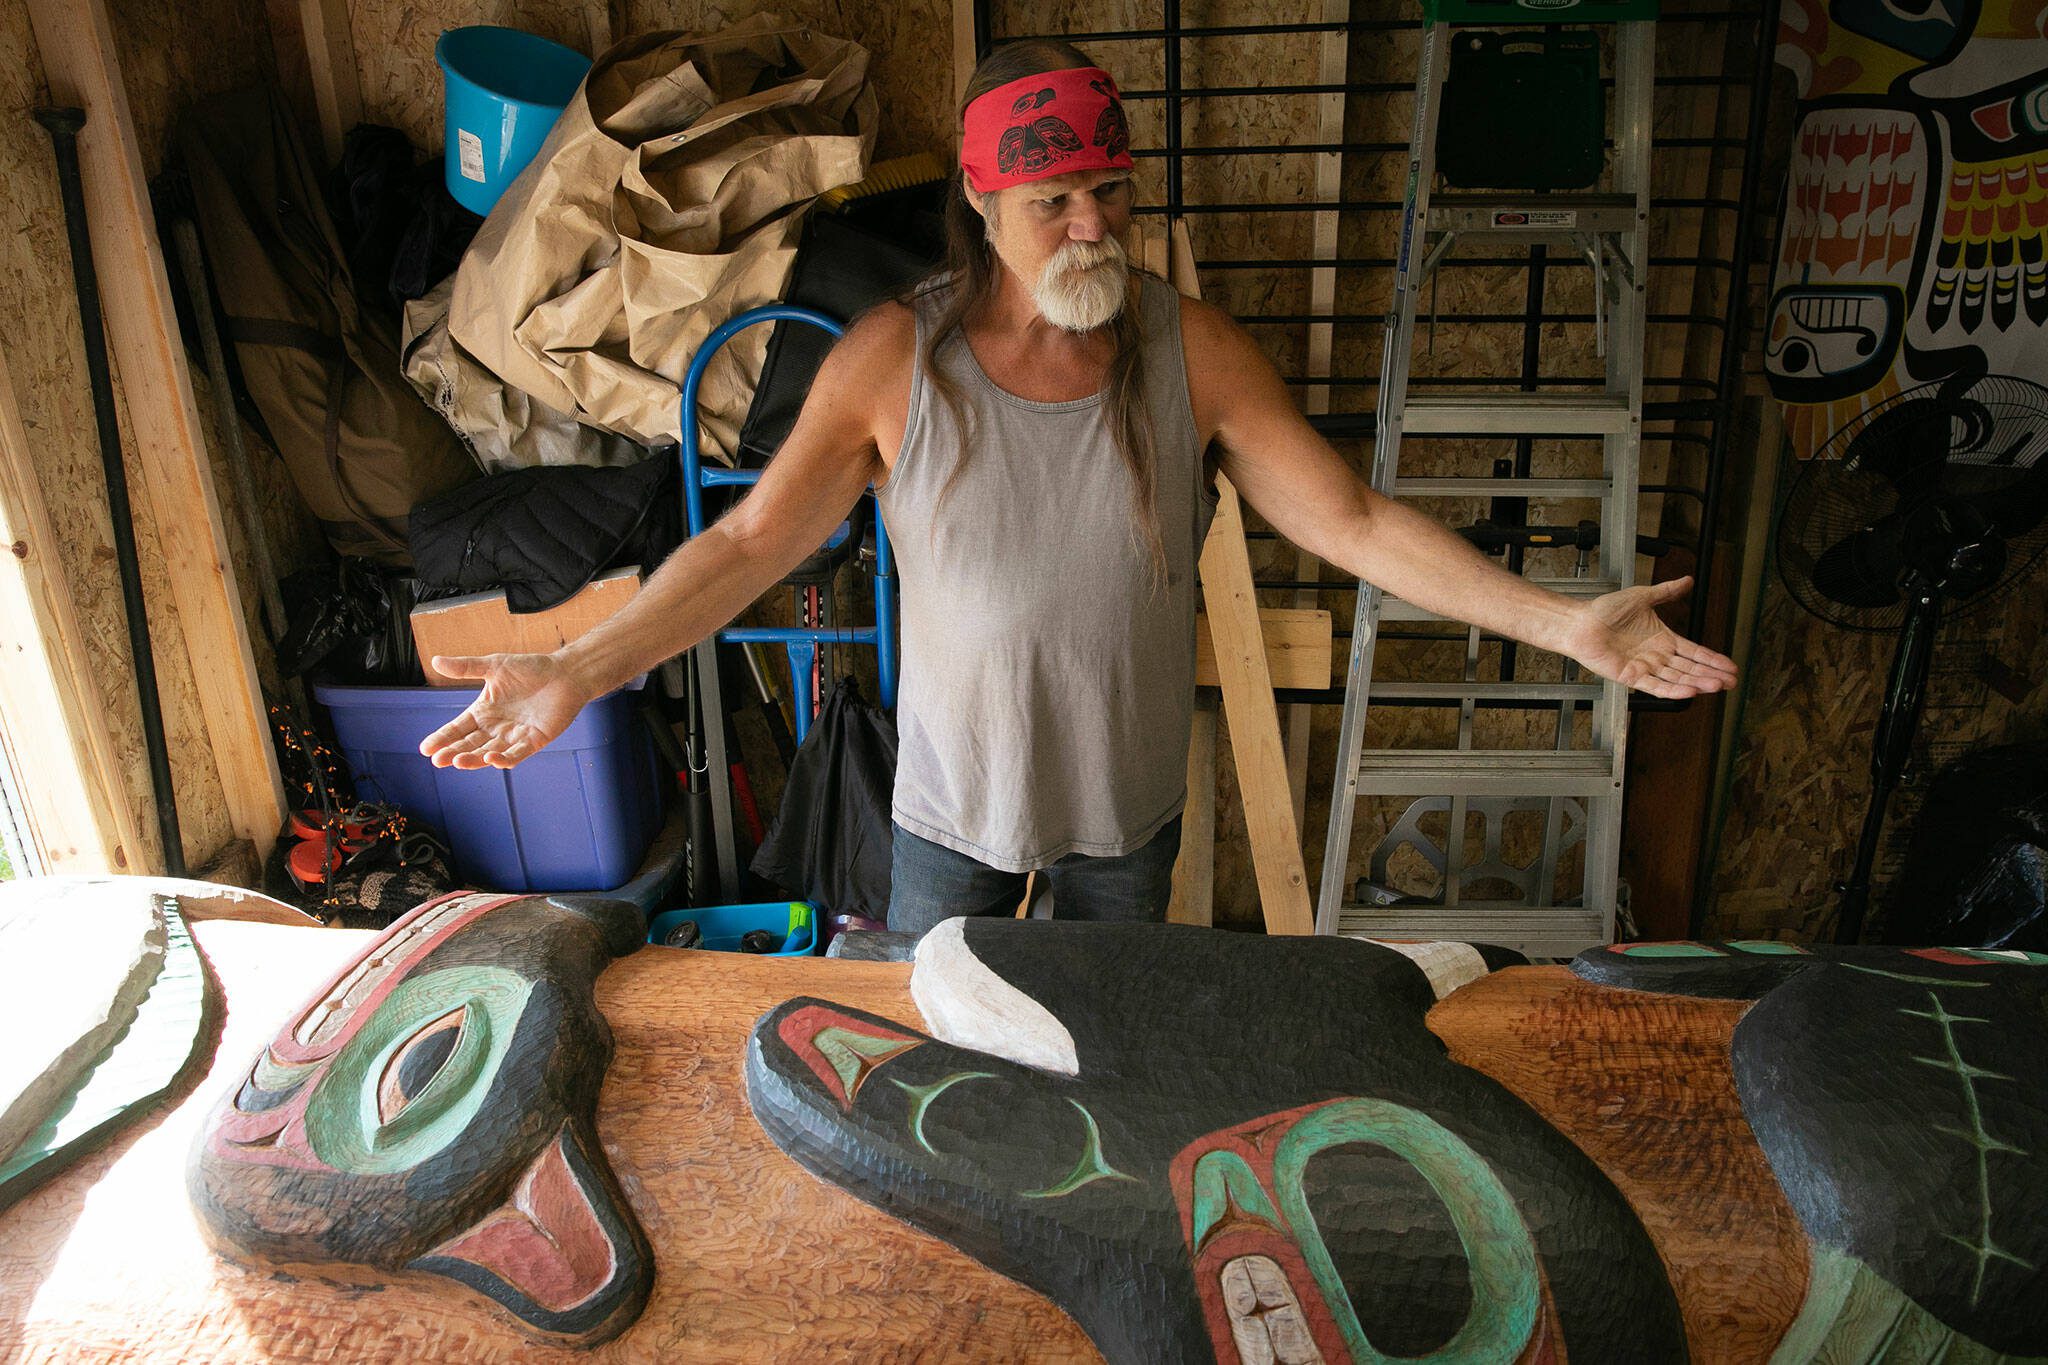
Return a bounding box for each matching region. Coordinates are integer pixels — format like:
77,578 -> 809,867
965,1 -> 1783,664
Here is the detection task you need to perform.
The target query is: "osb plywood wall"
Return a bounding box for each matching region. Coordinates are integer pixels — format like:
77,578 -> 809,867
0,0 -> 319,874
349,0 -> 958,162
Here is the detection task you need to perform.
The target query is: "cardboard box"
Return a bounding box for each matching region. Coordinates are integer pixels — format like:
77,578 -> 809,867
412,568 -> 641,684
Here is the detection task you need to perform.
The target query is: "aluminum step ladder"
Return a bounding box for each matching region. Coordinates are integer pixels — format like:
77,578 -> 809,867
1315,7 -> 1657,958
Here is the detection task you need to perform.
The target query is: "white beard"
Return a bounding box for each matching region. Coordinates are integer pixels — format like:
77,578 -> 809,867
1032,237 -> 1129,332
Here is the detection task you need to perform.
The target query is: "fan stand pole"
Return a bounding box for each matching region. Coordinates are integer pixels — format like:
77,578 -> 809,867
1835,574 -> 1942,944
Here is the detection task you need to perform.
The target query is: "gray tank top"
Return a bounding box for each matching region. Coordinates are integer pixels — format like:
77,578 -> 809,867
878,274 -> 1218,872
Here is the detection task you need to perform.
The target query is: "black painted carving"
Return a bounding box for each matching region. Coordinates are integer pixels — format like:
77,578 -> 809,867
1573,941 -> 2048,1355
747,919 -> 1681,1364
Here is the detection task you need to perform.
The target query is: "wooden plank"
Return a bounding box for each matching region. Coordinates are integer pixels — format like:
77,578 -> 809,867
1619,543 -> 1732,940
951,0 -> 979,116
1198,481 -> 1316,935
0,350 -> 142,874
1167,692 -> 1217,927
298,0 -> 363,162
413,569 -> 641,684
258,0 -> 319,152
24,0 -> 286,858
1170,221 -> 1315,936
1193,607 -> 1331,691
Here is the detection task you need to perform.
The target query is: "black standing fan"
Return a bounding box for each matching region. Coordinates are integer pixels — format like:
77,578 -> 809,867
1776,376 -> 2048,943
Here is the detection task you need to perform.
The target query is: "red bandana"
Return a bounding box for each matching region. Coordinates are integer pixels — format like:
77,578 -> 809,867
960,66 -> 1133,194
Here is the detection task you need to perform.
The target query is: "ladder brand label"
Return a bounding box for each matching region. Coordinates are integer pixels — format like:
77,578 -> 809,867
1492,209 -> 1577,229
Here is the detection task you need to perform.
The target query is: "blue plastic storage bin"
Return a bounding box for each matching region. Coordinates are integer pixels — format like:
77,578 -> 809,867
435,26 -> 590,216
313,681 -> 662,893
649,903 -> 816,956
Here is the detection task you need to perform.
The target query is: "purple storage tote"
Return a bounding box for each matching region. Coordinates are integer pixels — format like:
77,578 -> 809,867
312,681 -> 662,893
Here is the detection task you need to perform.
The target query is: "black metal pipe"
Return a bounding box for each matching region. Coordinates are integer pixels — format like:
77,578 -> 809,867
1123,81 -> 1412,99
1013,10 -> 1751,44
1199,253 -> 1737,271
1692,0 -> 1782,648
1136,142 -> 1407,157
1238,310 -> 1728,326
1163,0 -> 1182,220
1141,197 -> 1739,216
1502,245 -> 1551,682
1688,0 -> 1787,940
35,106 -> 185,876
1033,19 -> 1415,42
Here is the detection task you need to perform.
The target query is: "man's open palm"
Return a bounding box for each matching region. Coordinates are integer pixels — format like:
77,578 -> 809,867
1560,576 -> 1738,700
417,652 -> 590,769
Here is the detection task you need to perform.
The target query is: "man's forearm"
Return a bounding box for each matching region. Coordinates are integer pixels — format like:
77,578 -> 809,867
1334,494 -> 1584,653
554,525 -> 787,699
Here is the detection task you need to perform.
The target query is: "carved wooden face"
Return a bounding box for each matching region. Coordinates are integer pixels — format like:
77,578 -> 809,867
189,891 -> 652,1347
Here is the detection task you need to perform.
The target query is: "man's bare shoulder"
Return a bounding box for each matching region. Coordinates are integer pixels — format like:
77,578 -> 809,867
1174,291 -> 1284,438
831,298 -> 920,380
1176,292 -> 1265,373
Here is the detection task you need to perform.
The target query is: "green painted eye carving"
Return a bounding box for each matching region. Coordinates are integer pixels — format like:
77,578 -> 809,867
305,966 -> 533,1175
1272,1098 -> 1541,1365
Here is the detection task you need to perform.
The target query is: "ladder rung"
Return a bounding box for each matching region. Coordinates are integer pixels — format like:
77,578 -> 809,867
1401,394 -> 1635,436
1377,578 -> 1620,622
1366,681 -> 1606,704
1393,476 -> 1611,497
1353,749 -> 1618,796
1428,193 -> 1638,238
1341,911 -> 1608,958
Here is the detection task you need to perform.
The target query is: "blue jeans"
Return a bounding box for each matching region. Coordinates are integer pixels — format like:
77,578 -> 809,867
887,817 -> 1184,937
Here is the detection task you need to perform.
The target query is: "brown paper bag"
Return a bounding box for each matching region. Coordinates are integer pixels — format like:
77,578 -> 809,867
402,277 -> 649,472
447,15 -> 876,466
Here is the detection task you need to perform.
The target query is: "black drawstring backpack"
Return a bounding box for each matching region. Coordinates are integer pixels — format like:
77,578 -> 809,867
750,677 -> 896,922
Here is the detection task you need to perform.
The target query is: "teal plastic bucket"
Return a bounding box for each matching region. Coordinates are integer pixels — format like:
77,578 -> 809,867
435,26 -> 590,216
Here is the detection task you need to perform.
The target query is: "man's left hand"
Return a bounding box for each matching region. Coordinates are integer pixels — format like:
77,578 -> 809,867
1558,577 -> 1738,700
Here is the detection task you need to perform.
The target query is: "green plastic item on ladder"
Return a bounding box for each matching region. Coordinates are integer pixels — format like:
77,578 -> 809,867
1424,0 -> 1658,22
1438,29 -> 1606,190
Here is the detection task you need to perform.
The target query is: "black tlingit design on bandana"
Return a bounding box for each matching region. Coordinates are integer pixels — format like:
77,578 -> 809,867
997,116 -> 1083,176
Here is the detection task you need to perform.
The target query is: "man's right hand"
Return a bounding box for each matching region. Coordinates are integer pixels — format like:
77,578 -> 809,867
418,652 -> 593,770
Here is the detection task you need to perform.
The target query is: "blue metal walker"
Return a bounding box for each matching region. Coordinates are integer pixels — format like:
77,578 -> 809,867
678,304 -> 899,900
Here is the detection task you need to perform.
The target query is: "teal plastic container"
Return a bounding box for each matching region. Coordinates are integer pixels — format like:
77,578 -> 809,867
435,26 -> 590,216
649,903 -> 817,957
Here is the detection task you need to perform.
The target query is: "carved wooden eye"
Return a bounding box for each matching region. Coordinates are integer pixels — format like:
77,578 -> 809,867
377,1006 -> 467,1125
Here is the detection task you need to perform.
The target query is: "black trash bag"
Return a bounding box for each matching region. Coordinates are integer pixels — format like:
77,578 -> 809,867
336,123 -> 484,310
750,676 -> 896,923
736,208 -> 943,466
276,557 -> 427,684
408,451 -> 680,613
1882,741 -> 2048,950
